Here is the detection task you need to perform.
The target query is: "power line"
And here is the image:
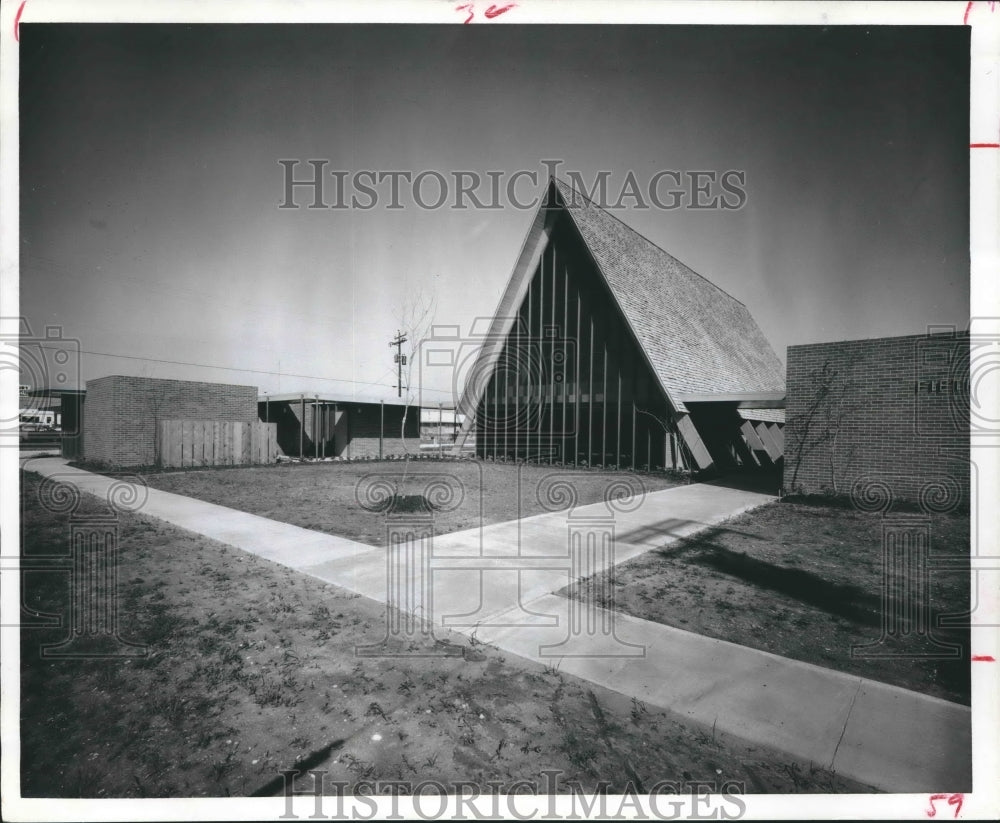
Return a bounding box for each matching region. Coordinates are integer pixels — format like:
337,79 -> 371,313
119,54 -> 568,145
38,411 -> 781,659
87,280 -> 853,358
22,252 -> 452,391
36,344 -> 456,395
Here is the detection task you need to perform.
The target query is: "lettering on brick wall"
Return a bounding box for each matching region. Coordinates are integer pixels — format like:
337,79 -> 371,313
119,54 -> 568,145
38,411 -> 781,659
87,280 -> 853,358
914,378 -> 970,396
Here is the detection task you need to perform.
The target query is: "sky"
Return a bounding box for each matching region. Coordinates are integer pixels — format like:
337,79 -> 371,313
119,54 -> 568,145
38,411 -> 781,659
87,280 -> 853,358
18,23 -> 970,403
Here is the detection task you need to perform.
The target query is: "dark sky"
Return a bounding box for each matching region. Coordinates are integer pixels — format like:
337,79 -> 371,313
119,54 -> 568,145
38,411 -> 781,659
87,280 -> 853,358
19,24 -> 970,397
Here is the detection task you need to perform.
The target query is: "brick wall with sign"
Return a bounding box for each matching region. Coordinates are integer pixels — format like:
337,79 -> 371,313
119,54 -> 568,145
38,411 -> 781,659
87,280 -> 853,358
783,331 -> 969,507
84,375 -> 258,467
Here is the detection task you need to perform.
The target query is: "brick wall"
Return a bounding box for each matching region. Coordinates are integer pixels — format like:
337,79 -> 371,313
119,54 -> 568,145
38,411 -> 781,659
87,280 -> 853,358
349,404 -> 420,458
348,436 -> 424,459
783,332 -> 969,507
84,376 -> 258,467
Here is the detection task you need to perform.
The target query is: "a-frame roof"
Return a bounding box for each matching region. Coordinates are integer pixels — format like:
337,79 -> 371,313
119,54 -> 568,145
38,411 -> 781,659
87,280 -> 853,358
463,177 -> 785,416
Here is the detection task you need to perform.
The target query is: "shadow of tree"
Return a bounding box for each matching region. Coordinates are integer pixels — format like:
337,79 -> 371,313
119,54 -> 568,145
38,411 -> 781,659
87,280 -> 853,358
617,518 -> 764,547
655,527 -> 883,625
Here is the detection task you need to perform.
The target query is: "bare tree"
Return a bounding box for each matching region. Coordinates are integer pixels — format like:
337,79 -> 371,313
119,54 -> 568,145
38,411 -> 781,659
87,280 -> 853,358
786,361 -> 856,494
824,377 -> 857,493
389,287 -> 437,505
634,407 -> 690,472
395,285 -> 437,451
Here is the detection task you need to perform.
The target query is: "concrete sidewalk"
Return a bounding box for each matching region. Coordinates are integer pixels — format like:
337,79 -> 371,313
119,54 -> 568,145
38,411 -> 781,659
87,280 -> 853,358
20,456 -> 971,792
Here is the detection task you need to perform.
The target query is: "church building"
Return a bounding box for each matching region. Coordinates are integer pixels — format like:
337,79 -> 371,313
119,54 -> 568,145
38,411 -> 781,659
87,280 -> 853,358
457,178 -> 785,473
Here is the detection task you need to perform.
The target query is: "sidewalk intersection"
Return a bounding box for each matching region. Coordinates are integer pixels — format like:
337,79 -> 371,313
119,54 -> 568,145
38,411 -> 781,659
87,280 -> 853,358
20,456 -> 971,792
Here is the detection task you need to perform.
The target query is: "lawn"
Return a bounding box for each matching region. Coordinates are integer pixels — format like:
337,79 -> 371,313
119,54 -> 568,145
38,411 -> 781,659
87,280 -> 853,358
19,469 -> 873,797
135,460 -> 683,546
564,497 -> 971,704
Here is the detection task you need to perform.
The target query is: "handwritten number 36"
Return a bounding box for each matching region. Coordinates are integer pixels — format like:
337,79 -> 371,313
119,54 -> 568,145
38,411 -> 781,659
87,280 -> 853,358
455,3 -> 517,24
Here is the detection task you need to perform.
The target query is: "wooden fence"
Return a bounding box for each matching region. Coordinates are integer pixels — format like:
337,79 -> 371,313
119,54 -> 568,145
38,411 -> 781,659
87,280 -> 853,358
156,420 -> 277,468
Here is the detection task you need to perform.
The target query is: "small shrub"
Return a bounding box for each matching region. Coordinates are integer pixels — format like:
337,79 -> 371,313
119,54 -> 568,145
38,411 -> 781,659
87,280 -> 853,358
370,494 -> 436,514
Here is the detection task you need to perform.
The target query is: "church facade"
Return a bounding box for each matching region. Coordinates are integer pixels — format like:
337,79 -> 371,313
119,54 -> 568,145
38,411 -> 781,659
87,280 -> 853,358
457,178 -> 785,473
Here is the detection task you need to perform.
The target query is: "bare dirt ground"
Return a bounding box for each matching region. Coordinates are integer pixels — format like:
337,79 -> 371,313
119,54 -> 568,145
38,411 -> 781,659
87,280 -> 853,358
19,470 -> 874,798
565,497 -> 971,704
134,460 -> 683,546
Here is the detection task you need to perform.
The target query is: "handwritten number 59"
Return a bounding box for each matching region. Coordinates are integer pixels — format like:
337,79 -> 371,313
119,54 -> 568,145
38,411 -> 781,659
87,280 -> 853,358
927,794 -> 964,818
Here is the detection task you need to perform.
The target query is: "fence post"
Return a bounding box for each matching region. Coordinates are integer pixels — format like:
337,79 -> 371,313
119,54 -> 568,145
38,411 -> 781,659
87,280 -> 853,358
171,421 -> 182,468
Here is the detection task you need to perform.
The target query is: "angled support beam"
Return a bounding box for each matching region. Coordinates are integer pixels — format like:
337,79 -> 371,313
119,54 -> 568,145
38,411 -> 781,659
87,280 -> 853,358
730,426 -> 758,468
753,421 -> 783,462
767,422 -> 784,452
739,420 -> 767,466
675,413 -> 714,471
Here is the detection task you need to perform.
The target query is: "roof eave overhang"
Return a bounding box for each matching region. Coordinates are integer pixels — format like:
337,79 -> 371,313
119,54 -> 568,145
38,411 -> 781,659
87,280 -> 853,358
260,393 -> 416,407
676,392 -> 786,409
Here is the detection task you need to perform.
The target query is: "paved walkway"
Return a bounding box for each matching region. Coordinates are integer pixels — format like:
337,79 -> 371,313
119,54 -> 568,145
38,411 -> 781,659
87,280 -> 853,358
21,457 -> 971,792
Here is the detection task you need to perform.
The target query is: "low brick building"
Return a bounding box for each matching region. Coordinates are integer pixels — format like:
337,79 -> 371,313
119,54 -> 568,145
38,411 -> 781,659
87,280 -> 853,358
83,375 -> 258,467
783,331 -> 969,507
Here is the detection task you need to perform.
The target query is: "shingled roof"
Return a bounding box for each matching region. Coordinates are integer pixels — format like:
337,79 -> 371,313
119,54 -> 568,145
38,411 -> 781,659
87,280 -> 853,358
738,408 -> 786,424
551,178 -> 785,412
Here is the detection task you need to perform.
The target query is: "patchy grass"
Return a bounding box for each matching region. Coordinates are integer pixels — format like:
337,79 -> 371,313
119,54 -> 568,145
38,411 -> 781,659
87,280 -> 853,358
19,469 -> 873,797
135,460 -> 683,547
565,498 -> 970,704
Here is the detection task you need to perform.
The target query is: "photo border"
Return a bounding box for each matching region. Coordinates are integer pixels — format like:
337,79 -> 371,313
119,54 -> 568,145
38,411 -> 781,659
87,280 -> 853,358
1,1 -> 996,820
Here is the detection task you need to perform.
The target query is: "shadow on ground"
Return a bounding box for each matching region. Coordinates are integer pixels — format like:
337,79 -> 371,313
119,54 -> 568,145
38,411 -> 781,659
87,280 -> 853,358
700,469 -> 782,495
617,518 -> 764,547
656,527 -> 883,625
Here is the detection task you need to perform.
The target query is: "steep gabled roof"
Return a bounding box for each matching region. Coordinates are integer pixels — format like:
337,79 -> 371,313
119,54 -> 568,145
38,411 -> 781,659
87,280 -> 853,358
552,178 -> 785,411
460,177 -> 785,419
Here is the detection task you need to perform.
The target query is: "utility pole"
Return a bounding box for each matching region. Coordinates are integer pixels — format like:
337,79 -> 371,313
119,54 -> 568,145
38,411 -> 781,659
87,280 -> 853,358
389,330 -> 408,398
